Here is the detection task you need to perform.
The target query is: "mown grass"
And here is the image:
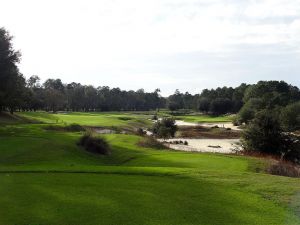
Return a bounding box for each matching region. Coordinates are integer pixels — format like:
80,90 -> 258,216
0,113 -> 299,225
17,111 -> 152,128
156,110 -> 234,123
175,114 -> 234,123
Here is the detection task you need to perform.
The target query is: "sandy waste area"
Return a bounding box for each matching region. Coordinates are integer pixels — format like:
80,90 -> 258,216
159,138 -> 241,153
175,120 -> 241,131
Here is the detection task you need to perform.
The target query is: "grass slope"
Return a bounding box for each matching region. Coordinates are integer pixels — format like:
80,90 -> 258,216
0,113 -> 299,225
0,112 -> 33,124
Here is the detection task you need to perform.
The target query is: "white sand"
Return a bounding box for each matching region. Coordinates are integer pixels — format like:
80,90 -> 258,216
94,128 -> 115,134
159,138 -> 241,153
175,120 -> 241,131
175,120 -> 199,126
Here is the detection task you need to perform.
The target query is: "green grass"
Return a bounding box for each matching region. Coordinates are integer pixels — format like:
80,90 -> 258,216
176,114 -> 234,123
155,110 -> 234,123
16,111 -> 233,126
0,173 -> 297,225
0,112 -> 33,124
17,111 -> 152,128
0,113 -> 299,225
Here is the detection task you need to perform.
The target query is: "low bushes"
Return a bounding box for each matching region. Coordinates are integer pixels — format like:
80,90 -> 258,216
118,117 -> 132,121
168,140 -> 188,145
152,114 -> 158,120
136,128 -> 146,136
78,133 -> 110,155
138,137 -> 167,149
66,124 -> 85,131
45,123 -> 85,132
267,161 -> 300,178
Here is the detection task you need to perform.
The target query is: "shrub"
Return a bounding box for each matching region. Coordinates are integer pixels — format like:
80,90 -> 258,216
267,161 -> 300,178
65,124 -> 85,132
78,133 -> 110,155
138,137 -> 167,149
45,123 -> 85,132
152,118 -> 177,139
136,128 -> 146,136
152,114 -> 158,120
184,141 -> 188,145
118,117 -> 132,121
232,117 -> 241,126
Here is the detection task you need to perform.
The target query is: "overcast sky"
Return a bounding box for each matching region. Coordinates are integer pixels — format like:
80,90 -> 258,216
1,0 -> 299,95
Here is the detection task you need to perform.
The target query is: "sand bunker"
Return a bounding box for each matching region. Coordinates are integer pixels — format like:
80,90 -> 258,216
94,128 -> 115,134
159,138 -> 241,153
175,120 -> 241,131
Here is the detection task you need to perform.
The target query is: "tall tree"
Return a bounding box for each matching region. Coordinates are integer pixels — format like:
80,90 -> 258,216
43,79 -> 65,112
0,27 -> 25,113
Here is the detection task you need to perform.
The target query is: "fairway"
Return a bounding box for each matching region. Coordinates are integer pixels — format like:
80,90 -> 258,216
175,114 -> 233,123
0,112 -> 299,225
0,173 -> 297,225
17,111 -> 152,127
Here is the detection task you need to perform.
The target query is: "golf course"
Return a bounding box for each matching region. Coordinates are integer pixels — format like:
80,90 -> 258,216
0,111 -> 299,225
1,2 -> 300,223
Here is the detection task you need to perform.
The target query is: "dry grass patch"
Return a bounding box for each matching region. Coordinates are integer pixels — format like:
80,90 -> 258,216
178,125 -> 241,139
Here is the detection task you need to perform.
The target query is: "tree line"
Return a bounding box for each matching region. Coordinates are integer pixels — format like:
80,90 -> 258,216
26,77 -> 165,112
0,28 -> 166,113
2,73 -> 166,112
167,84 -> 249,114
1,27 -> 300,124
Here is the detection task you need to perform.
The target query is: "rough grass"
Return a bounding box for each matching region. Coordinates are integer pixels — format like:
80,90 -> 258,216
44,123 -> 85,132
137,136 -> 168,149
177,126 -> 241,139
0,114 -> 300,225
267,161 -> 300,178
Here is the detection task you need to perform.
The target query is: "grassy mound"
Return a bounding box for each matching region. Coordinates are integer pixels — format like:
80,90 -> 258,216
0,112 -> 35,124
